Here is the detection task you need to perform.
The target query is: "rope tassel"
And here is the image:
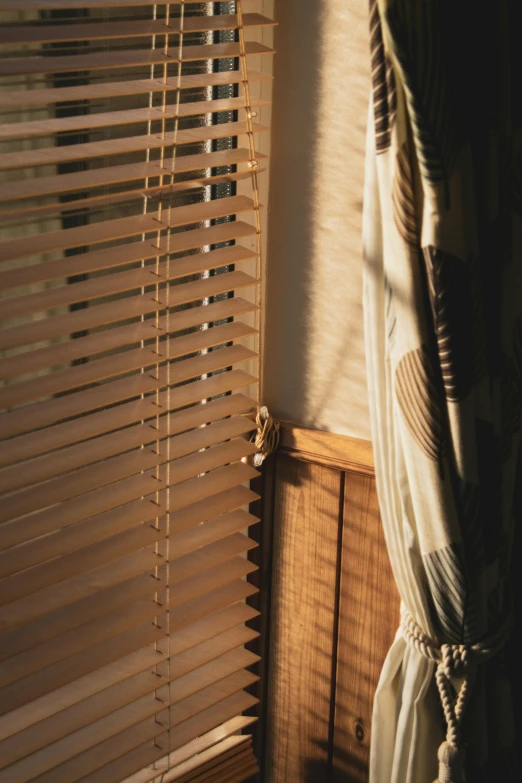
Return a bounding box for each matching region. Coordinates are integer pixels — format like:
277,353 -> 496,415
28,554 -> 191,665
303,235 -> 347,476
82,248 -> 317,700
436,740 -> 466,783
251,406 -> 280,466
432,646 -> 476,783
400,608 -> 513,783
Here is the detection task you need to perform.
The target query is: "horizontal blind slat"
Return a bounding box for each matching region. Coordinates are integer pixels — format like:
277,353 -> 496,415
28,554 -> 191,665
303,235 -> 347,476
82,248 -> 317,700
168,509 -> 260,563
2,330 -> 256,421
172,649 -> 260,707
0,390 -> 256,494
0,458 -> 259,556
38,691 -> 259,783
0,568 -> 167,663
0,250 -> 258,328
0,14 -> 275,46
4,681 -> 258,783
0,148 -> 266,204
0,96 -> 270,141
0,645 -> 166,744
0,168 -> 266,224
0,225 -> 257,293
1,560 -> 257,663
0,174 -> 262,226
1,291 -> 159,337
20,717 -> 165,783
0,422 -> 257,567
0,434 -> 257,524
0,1 -> 213,8
0,41 -> 274,78
0,495 -> 257,616
0,271 -> 258,354
170,558 -> 258,614
88,694 -> 258,783
0,694 -> 166,783
0,531 -> 164,609
0,567 -> 260,721
170,580 -> 258,640
0,194 -> 255,262
1,616 -> 257,767
0,370 -> 256,468
167,485 -> 260,540
204,762 -> 259,783
170,533 -> 259,587
0,620 -> 167,717
190,758 -> 257,783
2,581 -> 257,690
170,671 -> 259,729
0,315 -> 257,408
166,740 -> 254,783
121,717 -> 255,783
0,550 -> 165,633
159,735 -> 251,783
27,677 -> 259,783
0,488 -> 258,606
0,596 -> 168,689
161,461 -> 260,521
1,647 -> 259,783
0,297 -> 258,380
0,120 -> 268,172
8,565 -> 258,684
0,1 -> 220,8
169,605 -> 259,664
0,341 -> 257,439
0,70 -> 272,111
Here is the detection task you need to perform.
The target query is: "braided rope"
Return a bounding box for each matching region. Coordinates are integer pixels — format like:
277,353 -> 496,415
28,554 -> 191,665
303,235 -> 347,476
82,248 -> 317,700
400,607 -> 513,783
251,405 -> 280,466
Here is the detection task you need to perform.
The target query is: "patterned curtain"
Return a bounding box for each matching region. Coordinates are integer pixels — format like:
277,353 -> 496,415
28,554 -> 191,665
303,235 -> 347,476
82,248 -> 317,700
362,1 -> 519,781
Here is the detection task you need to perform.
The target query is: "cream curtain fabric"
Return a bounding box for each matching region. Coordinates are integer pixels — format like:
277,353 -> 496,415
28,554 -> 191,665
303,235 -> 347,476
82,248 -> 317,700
363,1 -> 519,781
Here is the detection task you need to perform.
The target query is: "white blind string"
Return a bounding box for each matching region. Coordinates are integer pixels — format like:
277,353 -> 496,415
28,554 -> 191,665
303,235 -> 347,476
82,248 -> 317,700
237,0 -> 276,465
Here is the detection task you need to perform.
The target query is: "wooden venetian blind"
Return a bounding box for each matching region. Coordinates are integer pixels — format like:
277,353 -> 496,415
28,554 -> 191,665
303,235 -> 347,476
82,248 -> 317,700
0,2 -> 273,782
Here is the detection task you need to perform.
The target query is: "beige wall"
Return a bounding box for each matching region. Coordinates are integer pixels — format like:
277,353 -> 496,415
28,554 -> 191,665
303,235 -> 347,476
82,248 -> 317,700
263,0 -> 371,440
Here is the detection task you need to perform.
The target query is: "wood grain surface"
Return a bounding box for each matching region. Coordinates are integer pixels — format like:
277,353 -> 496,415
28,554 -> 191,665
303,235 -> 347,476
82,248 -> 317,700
279,423 -> 374,475
264,430 -> 399,783
266,456 -> 342,783
332,472 -> 399,782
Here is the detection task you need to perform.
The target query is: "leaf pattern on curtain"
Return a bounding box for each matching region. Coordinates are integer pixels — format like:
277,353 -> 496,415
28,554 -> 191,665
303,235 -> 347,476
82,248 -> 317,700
370,0 -> 397,154
385,0 -> 461,187
395,343 -> 446,463
392,142 -> 418,248
423,542 -> 482,644
423,246 -> 476,402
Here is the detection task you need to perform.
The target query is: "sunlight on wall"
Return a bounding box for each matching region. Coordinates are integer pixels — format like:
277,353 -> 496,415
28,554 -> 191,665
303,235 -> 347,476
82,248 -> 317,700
264,0 -> 371,440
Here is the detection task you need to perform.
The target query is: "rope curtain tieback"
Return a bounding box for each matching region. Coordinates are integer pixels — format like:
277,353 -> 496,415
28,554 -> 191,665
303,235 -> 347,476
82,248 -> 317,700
251,406 -> 280,466
400,608 -> 513,783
